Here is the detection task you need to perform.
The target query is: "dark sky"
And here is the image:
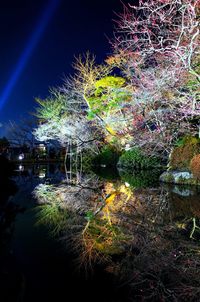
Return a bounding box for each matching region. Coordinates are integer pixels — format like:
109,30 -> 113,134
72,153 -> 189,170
0,0 -> 130,135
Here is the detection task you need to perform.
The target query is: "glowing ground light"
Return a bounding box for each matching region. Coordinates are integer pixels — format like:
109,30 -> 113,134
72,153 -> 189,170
0,0 -> 61,110
18,154 -> 24,160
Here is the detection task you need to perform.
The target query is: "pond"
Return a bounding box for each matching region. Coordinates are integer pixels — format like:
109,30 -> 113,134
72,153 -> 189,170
1,163 -> 200,301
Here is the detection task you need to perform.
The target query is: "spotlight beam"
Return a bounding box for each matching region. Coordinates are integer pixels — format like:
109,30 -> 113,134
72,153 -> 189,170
0,0 -> 61,110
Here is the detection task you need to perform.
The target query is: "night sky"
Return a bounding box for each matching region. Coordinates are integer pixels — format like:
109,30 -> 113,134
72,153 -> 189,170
0,0 -> 128,136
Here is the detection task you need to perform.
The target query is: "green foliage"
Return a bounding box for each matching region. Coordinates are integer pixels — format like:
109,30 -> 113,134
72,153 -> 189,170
92,145 -> 121,167
118,148 -> 160,170
35,95 -> 65,122
87,75 -> 131,118
94,76 -> 126,89
86,110 -> 96,120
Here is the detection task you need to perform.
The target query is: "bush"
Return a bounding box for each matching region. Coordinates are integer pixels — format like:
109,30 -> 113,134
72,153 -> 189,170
190,154 -> 200,181
170,136 -> 200,171
118,148 -> 160,170
92,145 -> 121,167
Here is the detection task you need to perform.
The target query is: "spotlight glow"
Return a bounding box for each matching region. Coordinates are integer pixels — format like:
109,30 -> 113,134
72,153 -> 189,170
0,0 -> 61,110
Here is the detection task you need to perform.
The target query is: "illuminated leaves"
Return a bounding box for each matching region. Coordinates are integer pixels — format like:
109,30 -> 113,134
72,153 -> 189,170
71,52 -> 111,104
94,76 -> 126,90
87,76 -> 131,120
35,93 -> 66,122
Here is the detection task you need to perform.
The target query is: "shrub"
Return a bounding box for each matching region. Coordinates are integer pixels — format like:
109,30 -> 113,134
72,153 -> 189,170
118,148 -> 160,170
92,145 -> 121,167
170,136 -> 200,171
190,154 -> 200,181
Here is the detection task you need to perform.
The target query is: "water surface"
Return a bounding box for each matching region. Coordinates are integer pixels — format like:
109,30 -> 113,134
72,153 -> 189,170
1,164 -> 200,301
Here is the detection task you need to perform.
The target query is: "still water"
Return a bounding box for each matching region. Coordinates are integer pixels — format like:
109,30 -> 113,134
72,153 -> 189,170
1,163 -> 200,301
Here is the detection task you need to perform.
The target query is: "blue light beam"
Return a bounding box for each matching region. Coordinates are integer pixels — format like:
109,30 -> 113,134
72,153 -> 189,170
0,0 -> 61,110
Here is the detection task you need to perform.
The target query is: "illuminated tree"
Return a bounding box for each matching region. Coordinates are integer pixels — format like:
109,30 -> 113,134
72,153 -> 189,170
111,0 -> 200,156
64,53 -> 130,140
33,88 -> 103,181
87,75 -> 134,139
34,114 -> 100,152
34,89 -> 101,149
114,0 -> 200,80
35,92 -> 65,122
65,54 -> 136,147
68,52 -> 111,108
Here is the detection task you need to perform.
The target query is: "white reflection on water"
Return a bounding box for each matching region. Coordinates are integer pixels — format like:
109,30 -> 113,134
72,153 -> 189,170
19,165 -> 24,171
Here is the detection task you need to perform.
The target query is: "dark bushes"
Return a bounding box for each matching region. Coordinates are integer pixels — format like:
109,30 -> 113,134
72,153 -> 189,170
118,148 -> 160,170
92,145 -> 121,167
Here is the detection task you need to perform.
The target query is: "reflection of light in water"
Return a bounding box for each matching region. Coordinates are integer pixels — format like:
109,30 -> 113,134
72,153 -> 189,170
19,165 -> 24,171
33,177 -> 200,301
39,172 -> 46,178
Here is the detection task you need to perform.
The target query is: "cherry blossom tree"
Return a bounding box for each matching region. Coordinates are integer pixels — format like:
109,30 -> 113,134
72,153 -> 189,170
111,0 -> 200,156
114,0 -> 200,80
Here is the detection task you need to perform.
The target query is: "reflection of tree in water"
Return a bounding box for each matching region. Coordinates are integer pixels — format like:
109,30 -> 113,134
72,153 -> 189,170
34,175 -> 200,301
